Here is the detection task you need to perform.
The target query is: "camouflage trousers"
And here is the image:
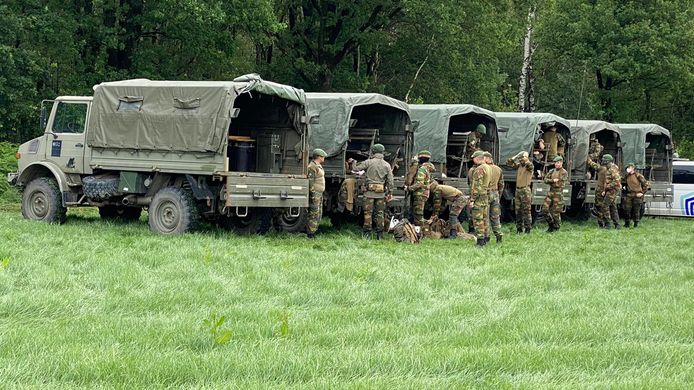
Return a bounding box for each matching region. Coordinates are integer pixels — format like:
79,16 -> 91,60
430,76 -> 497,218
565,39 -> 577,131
432,190 -> 443,216
488,190 -> 502,237
363,197 -> 386,232
412,194 -> 429,226
307,191 -> 323,234
623,192 -> 643,222
514,186 -> 532,230
542,189 -> 563,228
595,191 -> 619,224
447,195 -> 466,229
471,195 -> 489,240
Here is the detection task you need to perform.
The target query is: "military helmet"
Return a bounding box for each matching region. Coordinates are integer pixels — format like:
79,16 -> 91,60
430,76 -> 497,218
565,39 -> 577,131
602,154 -> 614,162
372,143 -> 385,153
553,156 -> 564,162
422,162 -> 436,172
312,148 -> 327,157
471,150 -> 485,159
475,124 -> 487,135
417,150 -> 432,158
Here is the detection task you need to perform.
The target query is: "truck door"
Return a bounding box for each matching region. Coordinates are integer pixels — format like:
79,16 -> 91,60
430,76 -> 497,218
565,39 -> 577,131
44,101 -> 90,174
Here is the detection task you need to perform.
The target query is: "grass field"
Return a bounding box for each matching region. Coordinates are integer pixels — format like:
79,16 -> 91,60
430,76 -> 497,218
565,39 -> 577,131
0,205 -> 692,388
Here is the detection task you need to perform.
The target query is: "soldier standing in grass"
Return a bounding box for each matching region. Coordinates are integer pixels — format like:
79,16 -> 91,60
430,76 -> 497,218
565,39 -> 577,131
592,154 -> 621,229
623,163 -> 649,228
409,159 -> 435,227
306,148 -> 327,238
506,151 -> 534,233
355,143 -> 394,240
470,150 -> 491,247
484,151 -> 504,243
542,156 -> 568,232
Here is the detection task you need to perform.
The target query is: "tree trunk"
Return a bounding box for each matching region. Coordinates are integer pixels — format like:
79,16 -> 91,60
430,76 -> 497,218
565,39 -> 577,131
518,7 -> 535,112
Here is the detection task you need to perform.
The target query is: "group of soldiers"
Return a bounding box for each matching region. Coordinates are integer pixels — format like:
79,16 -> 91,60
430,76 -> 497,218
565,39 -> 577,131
305,136 -> 651,244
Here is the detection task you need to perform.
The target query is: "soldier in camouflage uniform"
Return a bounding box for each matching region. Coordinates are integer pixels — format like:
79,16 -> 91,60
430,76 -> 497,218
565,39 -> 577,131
484,151 -> 504,243
306,148 -> 327,238
623,163 -> 649,228
470,150 -> 491,247
542,156 -> 568,232
587,135 -> 604,179
430,183 -> 468,238
506,151 -> 534,233
355,143 -> 394,239
409,159 -> 435,226
591,154 -> 621,229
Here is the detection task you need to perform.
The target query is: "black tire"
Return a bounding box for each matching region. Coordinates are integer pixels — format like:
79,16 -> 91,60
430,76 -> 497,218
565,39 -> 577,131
82,175 -> 120,200
273,208 -> 308,233
21,177 -> 67,224
219,208 -> 271,235
148,186 -> 199,234
99,205 -> 142,221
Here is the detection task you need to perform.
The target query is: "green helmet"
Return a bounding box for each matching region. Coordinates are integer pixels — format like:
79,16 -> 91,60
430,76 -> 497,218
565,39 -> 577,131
422,162 -> 436,172
553,156 -> 564,162
372,143 -> 385,153
417,150 -> 432,158
602,154 -> 614,162
471,150 -> 485,159
476,124 -> 487,135
312,148 -> 327,157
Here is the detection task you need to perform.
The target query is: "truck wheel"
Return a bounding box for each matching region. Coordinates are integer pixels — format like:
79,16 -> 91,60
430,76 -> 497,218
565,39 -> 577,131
148,187 -> 199,234
99,205 -> 142,221
273,208 -> 308,233
21,177 -> 67,224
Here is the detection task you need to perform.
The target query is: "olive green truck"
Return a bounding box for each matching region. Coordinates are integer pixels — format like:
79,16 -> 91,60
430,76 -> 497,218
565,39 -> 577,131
7,75 -> 311,234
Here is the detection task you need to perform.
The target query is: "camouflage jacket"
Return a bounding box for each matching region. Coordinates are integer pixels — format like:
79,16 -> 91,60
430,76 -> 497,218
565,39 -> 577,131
603,164 -> 621,193
409,165 -> 431,198
307,160 -> 325,193
471,163 -> 491,200
544,167 -> 568,192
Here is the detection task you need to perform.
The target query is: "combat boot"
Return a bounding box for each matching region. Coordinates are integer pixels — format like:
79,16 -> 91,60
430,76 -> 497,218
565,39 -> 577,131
517,227 -> 523,234
449,229 -> 458,239
495,234 -> 503,243
553,224 -> 560,232
597,221 -> 604,228
524,227 -> 532,234
376,231 -> 383,240
624,220 -> 631,228
475,237 -> 486,247
546,225 -> 555,233
362,230 -> 372,240
613,222 -> 621,229
633,221 -> 639,228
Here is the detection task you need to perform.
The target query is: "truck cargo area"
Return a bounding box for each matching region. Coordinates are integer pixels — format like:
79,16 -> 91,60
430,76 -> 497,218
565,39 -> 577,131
444,114 -> 497,179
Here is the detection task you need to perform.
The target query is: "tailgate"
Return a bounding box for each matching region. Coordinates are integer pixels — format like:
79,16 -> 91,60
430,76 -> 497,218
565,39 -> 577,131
532,180 -> 573,206
584,180 -> 622,205
225,174 -> 308,208
645,182 -> 673,203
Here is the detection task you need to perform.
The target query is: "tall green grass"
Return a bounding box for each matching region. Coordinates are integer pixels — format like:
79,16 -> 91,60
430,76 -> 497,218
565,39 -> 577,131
0,210 -> 692,388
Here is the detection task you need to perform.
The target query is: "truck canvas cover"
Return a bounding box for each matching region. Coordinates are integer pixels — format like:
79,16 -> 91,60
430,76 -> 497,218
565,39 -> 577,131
570,120 -> 622,174
616,123 -> 672,169
306,93 -> 410,157
86,75 -> 306,154
410,104 -> 496,163
495,112 -> 571,165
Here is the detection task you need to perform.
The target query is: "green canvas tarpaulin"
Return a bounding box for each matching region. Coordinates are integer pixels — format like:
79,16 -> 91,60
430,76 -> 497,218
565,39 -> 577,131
616,123 -> 672,169
495,112 -> 571,164
306,93 -> 410,157
86,75 -> 306,153
410,104 -> 496,163
569,120 -> 622,174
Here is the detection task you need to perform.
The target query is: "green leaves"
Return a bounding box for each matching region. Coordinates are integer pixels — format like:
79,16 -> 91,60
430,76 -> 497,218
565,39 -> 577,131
202,311 -> 233,346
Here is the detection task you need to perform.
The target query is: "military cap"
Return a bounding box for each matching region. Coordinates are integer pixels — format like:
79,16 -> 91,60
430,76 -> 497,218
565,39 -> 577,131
471,150 -> 486,159
422,162 -> 436,172
372,143 -> 385,153
483,151 -> 493,158
553,156 -> 564,162
602,154 -> 614,162
475,124 -> 487,135
312,148 -> 327,157
417,150 -> 432,158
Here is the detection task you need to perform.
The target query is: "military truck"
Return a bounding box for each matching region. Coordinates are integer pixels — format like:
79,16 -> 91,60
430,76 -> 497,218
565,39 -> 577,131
495,112 -> 573,217
8,75 -> 311,234
569,120 -> 623,214
616,123 -> 674,206
306,93 -> 413,227
410,104 -> 499,193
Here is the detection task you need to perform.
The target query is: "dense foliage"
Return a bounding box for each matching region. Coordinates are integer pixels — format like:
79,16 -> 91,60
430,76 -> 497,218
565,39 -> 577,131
1,1 -> 692,156
0,143 -> 19,204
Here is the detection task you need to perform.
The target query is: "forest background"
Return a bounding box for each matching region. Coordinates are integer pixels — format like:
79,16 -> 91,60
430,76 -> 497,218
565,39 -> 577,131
1,0 -> 692,157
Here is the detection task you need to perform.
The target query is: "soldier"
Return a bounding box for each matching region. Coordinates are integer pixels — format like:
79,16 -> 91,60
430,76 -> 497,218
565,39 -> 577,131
587,135 -> 604,179
409,158 -> 435,226
484,151 -> 504,243
430,183 -> 468,238
464,124 -> 487,162
542,156 -> 568,232
355,143 -> 394,239
306,148 -> 327,238
623,163 -> 649,228
470,150 -> 491,247
541,125 -> 560,161
506,151 -> 533,233
592,154 -> 621,229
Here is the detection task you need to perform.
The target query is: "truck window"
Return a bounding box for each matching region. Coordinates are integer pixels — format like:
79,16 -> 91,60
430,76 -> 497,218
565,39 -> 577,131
52,102 -> 88,134
673,164 -> 694,184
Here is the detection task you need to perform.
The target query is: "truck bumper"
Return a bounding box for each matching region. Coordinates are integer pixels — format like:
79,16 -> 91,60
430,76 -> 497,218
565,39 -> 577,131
7,172 -> 18,185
